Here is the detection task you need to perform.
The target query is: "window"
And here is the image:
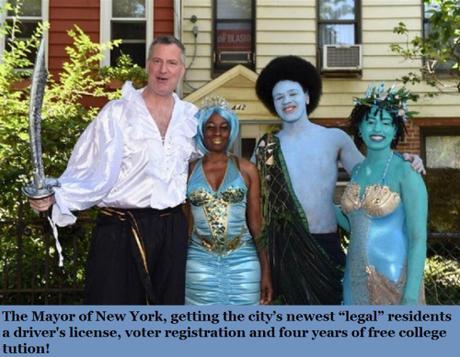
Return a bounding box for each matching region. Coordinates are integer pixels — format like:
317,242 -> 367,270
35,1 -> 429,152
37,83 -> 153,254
213,0 -> 255,74
1,0 -> 48,64
235,123 -> 280,160
100,0 -> 153,67
423,1 -> 457,75
423,129 -> 460,169
240,137 -> 256,160
318,0 -> 359,47
317,0 -> 361,72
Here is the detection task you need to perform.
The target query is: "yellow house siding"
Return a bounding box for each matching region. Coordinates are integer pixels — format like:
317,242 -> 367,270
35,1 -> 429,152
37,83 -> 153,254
363,6 -> 421,19
364,0 -> 420,5
184,69 -> 213,82
362,31 -> 420,44
183,56 -> 212,70
256,1 -> 316,72
257,45 -> 314,63
181,0 -> 459,120
258,6 -> 315,19
182,0 -> 213,94
258,20 -> 315,32
364,57 -> 421,69
258,32 -> 315,44
363,44 -> 400,56
362,18 -> 421,32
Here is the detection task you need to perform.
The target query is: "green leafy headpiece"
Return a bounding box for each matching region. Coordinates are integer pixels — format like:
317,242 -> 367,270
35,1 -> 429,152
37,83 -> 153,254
353,83 -> 418,122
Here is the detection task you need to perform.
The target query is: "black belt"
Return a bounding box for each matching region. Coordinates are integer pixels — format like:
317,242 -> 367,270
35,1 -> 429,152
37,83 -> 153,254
101,205 -> 183,217
99,206 -> 184,305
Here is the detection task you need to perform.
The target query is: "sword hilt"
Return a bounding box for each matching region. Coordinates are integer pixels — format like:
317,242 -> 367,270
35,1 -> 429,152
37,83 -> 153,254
22,177 -> 59,199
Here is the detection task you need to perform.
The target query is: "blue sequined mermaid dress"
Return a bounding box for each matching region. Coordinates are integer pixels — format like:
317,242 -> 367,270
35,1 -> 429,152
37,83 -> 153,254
341,154 -> 424,305
185,157 -> 261,305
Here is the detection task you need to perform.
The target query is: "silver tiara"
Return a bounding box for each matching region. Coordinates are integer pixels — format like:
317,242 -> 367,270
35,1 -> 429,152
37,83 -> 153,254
201,95 -> 230,110
201,95 -> 247,112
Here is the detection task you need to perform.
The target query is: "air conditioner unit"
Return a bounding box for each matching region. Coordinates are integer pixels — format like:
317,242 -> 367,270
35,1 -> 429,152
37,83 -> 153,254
218,51 -> 252,64
322,45 -> 362,71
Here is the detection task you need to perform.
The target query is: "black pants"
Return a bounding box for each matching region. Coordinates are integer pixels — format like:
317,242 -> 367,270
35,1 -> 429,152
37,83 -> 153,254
84,206 -> 188,305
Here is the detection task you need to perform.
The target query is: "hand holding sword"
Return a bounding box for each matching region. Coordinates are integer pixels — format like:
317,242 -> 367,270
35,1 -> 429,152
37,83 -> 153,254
29,194 -> 55,212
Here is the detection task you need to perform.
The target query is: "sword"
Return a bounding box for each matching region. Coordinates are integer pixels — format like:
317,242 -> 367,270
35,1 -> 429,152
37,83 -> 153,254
22,38 -> 63,266
22,38 -> 59,199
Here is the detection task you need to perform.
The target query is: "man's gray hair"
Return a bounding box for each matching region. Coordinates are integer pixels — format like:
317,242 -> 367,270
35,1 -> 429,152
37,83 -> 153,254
147,35 -> 186,64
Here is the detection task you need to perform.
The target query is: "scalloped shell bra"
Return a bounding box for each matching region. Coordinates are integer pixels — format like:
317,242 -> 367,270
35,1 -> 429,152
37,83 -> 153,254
341,152 -> 401,217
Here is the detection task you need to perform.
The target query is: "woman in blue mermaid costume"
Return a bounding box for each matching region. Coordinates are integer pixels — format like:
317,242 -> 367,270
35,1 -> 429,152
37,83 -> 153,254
336,84 -> 427,305
185,97 -> 272,305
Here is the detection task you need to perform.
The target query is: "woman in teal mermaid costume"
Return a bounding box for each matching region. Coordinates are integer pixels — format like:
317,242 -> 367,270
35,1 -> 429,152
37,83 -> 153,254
185,97 -> 272,305
337,84 -> 427,305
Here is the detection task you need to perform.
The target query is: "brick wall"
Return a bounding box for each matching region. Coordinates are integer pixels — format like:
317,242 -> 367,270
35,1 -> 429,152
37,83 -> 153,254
397,120 -> 421,154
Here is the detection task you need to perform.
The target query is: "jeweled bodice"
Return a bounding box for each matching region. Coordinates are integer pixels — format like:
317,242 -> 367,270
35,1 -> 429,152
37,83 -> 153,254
187,157 -> 251,255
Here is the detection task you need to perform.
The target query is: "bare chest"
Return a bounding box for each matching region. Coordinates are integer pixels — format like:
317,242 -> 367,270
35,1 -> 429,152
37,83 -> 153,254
280,138 -> 339,173
147,105 -> 173,138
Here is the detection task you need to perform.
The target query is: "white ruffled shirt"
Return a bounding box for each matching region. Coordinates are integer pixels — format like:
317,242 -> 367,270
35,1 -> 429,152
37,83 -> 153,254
52,82 -> 198,227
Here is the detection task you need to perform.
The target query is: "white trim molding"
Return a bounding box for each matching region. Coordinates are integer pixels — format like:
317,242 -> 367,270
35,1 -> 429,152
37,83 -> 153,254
100,0 -> 154,67
0,0 -> 49,65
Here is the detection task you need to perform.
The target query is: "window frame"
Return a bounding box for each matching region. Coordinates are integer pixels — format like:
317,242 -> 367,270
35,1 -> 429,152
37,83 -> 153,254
422,0 -> 458,77
0,0 -> 49,65
421,126 -> 460,169
316,0 -> 361,72
212,0 -> 256,76
100,0 -> 153,68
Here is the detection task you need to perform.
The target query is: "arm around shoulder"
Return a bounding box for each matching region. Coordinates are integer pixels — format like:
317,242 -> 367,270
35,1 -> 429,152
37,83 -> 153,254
335,205 -> 350,233
334,128 -> 364,174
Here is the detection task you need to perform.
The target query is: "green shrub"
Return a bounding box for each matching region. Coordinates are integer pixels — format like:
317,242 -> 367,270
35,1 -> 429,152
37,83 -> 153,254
425,255 -> 460,304
100,54 -> 147,89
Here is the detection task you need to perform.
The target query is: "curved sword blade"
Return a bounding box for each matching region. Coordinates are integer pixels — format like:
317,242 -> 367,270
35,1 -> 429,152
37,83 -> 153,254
28,38 -> 48,190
